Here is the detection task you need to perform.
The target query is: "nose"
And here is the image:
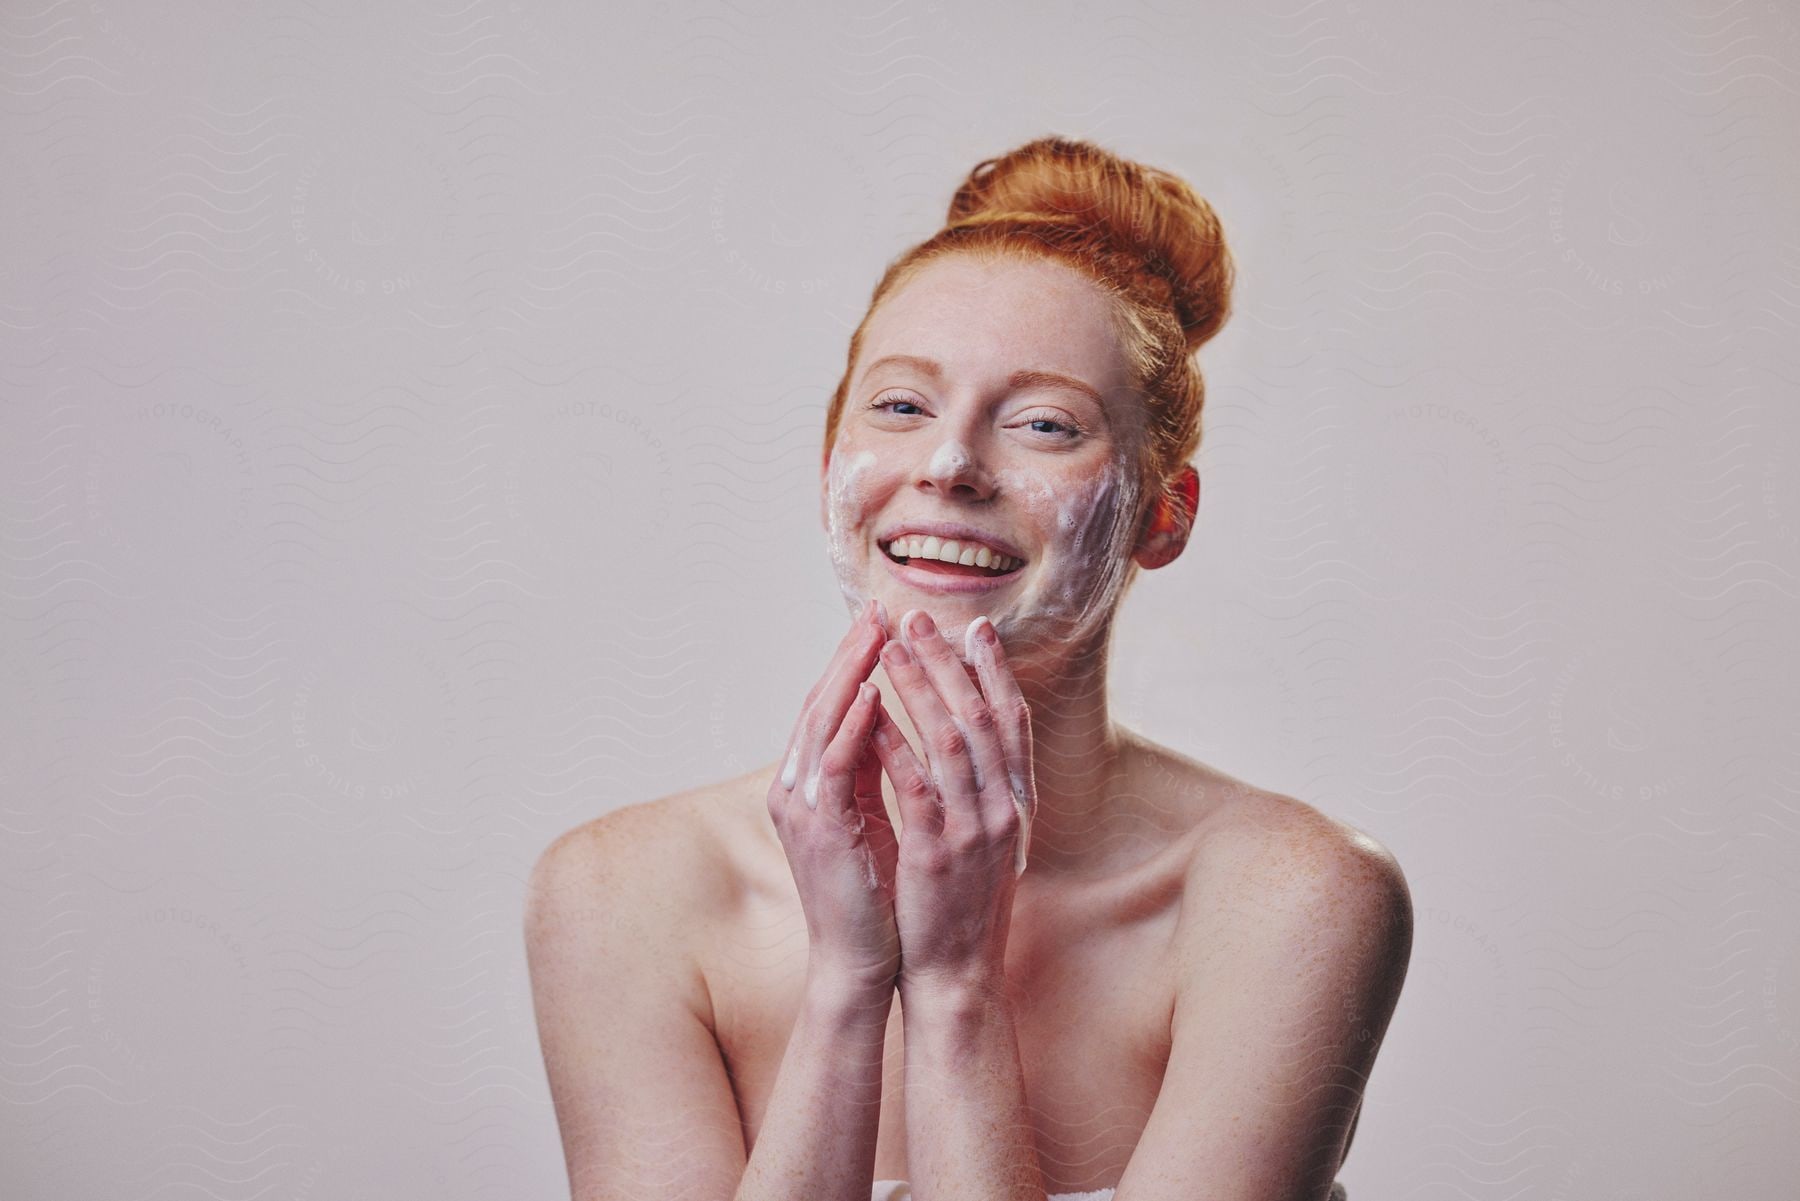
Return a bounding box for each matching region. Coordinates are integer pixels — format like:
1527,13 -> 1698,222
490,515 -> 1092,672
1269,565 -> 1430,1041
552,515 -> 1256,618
917,429 -> 994,500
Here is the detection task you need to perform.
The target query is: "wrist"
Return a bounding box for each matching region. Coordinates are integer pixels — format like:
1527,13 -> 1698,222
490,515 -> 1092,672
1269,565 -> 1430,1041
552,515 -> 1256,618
804,956 -> 898,1014
898,975 -> 1017,1071
897,970 -> 1010,1025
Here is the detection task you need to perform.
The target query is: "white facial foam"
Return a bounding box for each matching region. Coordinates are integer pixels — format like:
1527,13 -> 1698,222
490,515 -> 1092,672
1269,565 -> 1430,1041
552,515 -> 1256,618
926,439 -> 974,480
989,446 -> 1144,654
824,448 -> 880,619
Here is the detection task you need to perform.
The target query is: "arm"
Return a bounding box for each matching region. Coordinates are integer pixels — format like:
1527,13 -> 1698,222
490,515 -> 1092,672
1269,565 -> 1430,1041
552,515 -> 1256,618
866,611 -> 1048,1201
524,805 -> 896,1201
745,967 -> 897,1201
1111,816 -> 1413,1201
898,976 -> 1044,1201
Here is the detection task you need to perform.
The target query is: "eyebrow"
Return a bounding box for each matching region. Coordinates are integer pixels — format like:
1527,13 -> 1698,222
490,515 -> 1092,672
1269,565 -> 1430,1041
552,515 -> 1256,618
861,354 -> 1108,416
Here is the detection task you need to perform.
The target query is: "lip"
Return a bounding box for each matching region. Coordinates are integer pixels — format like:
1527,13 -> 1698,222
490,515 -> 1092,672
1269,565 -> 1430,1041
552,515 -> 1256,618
881,544 -> 1025,595
874,520 -> 1028,565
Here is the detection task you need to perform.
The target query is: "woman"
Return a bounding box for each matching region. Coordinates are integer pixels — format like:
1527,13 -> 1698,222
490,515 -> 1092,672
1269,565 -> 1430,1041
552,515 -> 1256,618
526,136 -> 1412,1201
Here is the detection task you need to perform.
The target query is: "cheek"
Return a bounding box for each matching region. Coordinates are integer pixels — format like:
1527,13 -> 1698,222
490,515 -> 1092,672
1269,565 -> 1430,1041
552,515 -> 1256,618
1058,475 -> 1116,558
1058,468 -> 1132,557
824,449 -> 881,528
993,465 -> 1060,525
1002,462 -> 1134,562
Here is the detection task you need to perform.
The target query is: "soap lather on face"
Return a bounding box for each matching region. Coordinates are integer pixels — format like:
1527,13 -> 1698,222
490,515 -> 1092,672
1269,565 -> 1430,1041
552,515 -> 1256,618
991,451 -> 1143,657
824,447 -> 881,616
823,439 -> 1145,670
817,254 -> 1157,671
926,439 -> 975,481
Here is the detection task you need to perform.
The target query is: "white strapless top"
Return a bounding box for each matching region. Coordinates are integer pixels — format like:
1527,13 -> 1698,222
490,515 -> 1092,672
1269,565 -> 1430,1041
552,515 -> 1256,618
873,1183 -> 1112,1201
872,1179 -> 1348,1200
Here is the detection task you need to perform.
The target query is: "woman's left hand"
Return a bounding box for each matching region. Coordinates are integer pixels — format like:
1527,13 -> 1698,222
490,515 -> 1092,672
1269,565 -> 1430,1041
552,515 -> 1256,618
868,608 -> 1038,1002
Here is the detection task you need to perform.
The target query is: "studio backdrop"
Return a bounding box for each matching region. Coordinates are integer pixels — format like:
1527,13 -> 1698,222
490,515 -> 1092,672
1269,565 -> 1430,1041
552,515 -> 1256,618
4,2 -> 1798,1199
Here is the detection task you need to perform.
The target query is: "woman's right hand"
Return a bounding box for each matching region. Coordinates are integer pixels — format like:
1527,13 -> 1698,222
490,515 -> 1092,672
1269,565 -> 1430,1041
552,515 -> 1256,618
766,596 -> 902,992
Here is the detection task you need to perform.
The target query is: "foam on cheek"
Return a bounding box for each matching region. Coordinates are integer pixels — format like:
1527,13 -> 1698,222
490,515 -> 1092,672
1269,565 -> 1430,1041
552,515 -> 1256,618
1065,462 -> 1144,638
824,448 -> 879,615
982,467 -> 1057,647
1001,456 -> 1142,646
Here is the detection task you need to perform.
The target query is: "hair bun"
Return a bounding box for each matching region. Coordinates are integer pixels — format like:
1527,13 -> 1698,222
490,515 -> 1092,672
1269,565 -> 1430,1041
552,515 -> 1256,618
944,136 -> 1233,353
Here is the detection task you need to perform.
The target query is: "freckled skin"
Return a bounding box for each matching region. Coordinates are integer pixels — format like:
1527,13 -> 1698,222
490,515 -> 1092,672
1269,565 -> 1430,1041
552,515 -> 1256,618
819,254 -> 1155,683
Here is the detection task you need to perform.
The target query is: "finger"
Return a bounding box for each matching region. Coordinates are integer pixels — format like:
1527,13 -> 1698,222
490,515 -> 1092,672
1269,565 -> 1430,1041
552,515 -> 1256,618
878,632 -> 972,817
814,681 -> 882,815
965,615 -> 1037,876
853,731 -> 884,811
780,600 -> 886,798
781,600 -> 879,784
896,608 -> 1008,823
818,598 -> 886,699
869,700 -> 942,838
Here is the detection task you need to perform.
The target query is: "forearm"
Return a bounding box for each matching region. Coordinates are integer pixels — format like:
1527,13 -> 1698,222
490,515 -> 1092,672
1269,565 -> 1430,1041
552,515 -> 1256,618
735,967 -> 895,1201
899,981 -> 1044,1201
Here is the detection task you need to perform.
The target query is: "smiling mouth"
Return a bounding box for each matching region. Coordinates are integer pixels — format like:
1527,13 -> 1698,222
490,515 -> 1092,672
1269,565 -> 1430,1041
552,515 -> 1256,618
880,539 -> 1025,579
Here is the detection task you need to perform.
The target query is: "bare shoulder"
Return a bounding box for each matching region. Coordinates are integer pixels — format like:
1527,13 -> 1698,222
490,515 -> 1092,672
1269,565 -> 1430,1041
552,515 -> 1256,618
1182,783 -> 1413,956
524,769 -> 775,1020
526,794 -> 686,918
1207,786 -> 1405,876
1115,729 -> 1410,935
526,771 -> 770,917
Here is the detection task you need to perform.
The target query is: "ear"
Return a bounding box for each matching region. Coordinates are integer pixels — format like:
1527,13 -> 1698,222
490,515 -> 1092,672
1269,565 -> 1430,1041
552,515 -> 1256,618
819,446 -> 832,534
1132,464 -> 1199,570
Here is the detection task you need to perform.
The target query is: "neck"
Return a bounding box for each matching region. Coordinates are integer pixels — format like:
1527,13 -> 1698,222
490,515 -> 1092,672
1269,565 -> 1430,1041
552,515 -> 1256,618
876,616 -> 1128,875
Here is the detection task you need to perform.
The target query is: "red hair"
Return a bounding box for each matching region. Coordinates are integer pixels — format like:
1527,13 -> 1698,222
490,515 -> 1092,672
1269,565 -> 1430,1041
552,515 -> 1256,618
822,135 -> 1235,501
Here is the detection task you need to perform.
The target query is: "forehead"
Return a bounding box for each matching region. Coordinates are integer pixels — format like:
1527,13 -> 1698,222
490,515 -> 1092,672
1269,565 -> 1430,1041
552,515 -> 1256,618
855,254 -> 1131,395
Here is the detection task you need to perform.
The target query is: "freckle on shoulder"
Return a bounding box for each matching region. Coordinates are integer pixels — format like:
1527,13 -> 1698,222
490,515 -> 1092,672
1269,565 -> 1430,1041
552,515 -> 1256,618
647,780 -> 768,908
1186,783 -> 1398,893
544,777 -> 755,924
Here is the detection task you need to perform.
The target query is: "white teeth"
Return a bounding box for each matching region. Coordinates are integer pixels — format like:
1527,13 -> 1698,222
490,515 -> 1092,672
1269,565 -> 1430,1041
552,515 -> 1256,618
884,534 -> 1020,572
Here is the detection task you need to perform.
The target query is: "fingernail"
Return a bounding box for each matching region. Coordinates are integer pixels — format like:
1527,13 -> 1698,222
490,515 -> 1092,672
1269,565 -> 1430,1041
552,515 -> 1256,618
966,615 -> 997,659
871,598 -> 888,631
904,609 -> 934,640
883,639 -> 913,668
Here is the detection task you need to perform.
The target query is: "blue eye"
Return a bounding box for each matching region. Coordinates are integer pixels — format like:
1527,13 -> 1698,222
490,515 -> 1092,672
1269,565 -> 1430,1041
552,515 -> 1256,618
867,395 -> 924,417
1014,408 -> 1086,440
864,394 -> 1086,441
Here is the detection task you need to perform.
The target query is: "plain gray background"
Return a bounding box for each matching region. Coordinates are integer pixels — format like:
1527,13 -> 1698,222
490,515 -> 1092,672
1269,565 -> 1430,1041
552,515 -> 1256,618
4,1 -> 1799,1198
